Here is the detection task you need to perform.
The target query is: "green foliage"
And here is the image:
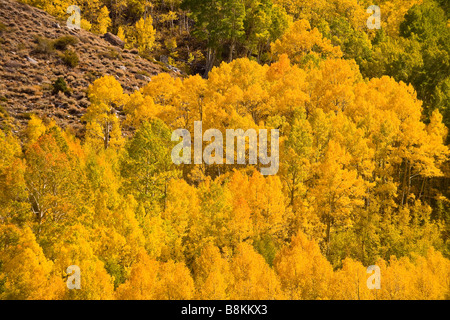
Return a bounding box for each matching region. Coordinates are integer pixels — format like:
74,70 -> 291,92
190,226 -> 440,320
0,21 -> 7,32
325,17 -> 373,73
390,0 -> 450,125
33,35 -> 79,66
104,259 -> 127,289
60,50 -> 79,68
98,48 -> 123,60
53,35 -> 78,50
52,77 -> 69,94
121,119 -> 180,211
183,0 -> 290,74
400,0 -> 448,41
33,35 -> 54,55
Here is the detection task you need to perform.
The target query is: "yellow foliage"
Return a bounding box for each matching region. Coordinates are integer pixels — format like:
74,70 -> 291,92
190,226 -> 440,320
271,19 -> 343,65
25,115 -> 49,144
117,26 -> 126,42
133,17 -> 156,53
331,258 -> 376,300
274,231 -> 333,299
155,260 -> 195,299
193,245 -> 233,299
230,242 -> 284,299
82,75 -> 128,149
52,224 -> 115,300
80,19 -> 91,31
115,249 -> 160,300
96,6 -> 111,34
0,225 -> 65,300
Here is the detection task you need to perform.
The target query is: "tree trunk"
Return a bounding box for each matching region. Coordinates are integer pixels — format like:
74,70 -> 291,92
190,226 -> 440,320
326,215 -> 331,257
203,47 -> 216,78
228,41 -> 235,63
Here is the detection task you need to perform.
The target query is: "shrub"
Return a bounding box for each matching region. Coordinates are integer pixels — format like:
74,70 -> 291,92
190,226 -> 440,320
98,48 -> 122,60
34,35 -> 78,55
61,50 -> 79,68
52,77 -> 69,94
33,35 -> 54,54
0,21 -> 7,32
53,35 -> 78,50
136,70 -> 150,77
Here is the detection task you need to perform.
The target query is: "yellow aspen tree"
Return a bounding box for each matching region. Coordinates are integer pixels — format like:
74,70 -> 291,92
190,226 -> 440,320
266,54 -> 309,118
123,90 -> 158,128
410,248 -> 450,300
154,260 -> 195,300
227,171 -> 253,246
0,225 -> 65,300
195,178 -> 234,253
162,179 -> 201,262
332,0 -> 367,30
331,258 -> 376,300
176,74 -> 207,128
82,75 -> 128,150
271,19 -> 343,66
311,139 -> 366,259
96,6 -> 111,34
136,206 -> 168,260
380,0 -> 423,37
205,58 -> 269,127
117,26 -> 126,42
193,244 -> 233,299
90,194 -> 146,288
52,224 -> 115,300
134,17 -> 156,53
0,131 -> 29,224
141,73 -> 181,108
353,76 -> 448,208
25,132 -> 75,240
25,115 -> 47,144
247,171 -> 287,242
273,231 -> 333,299
230,242 -> 284,300
279,107 -> 313,210
311,58 -> 360,114
115,249 -> 160,300
140,73 -> 184,128
81,19 -> 92,31
423,110 -> 449,176
377,256 -> 415,300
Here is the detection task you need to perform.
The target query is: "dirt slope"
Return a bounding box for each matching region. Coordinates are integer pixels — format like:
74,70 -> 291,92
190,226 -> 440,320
0,0 -> 169,136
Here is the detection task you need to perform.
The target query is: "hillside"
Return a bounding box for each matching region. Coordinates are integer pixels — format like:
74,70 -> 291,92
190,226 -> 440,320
0,0 -> 171,136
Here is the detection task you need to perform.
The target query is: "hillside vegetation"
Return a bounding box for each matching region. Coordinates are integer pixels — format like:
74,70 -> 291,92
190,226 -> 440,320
0,0 -> 449,300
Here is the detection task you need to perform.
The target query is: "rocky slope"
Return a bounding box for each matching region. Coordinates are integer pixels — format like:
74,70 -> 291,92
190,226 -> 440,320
0,0 -> 170,136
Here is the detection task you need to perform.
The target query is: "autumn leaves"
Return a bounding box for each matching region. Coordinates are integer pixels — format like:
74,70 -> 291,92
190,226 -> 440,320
1,0 -> 449,300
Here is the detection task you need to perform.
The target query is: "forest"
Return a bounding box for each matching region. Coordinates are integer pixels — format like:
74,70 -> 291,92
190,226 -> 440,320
0,0 -> 449,299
